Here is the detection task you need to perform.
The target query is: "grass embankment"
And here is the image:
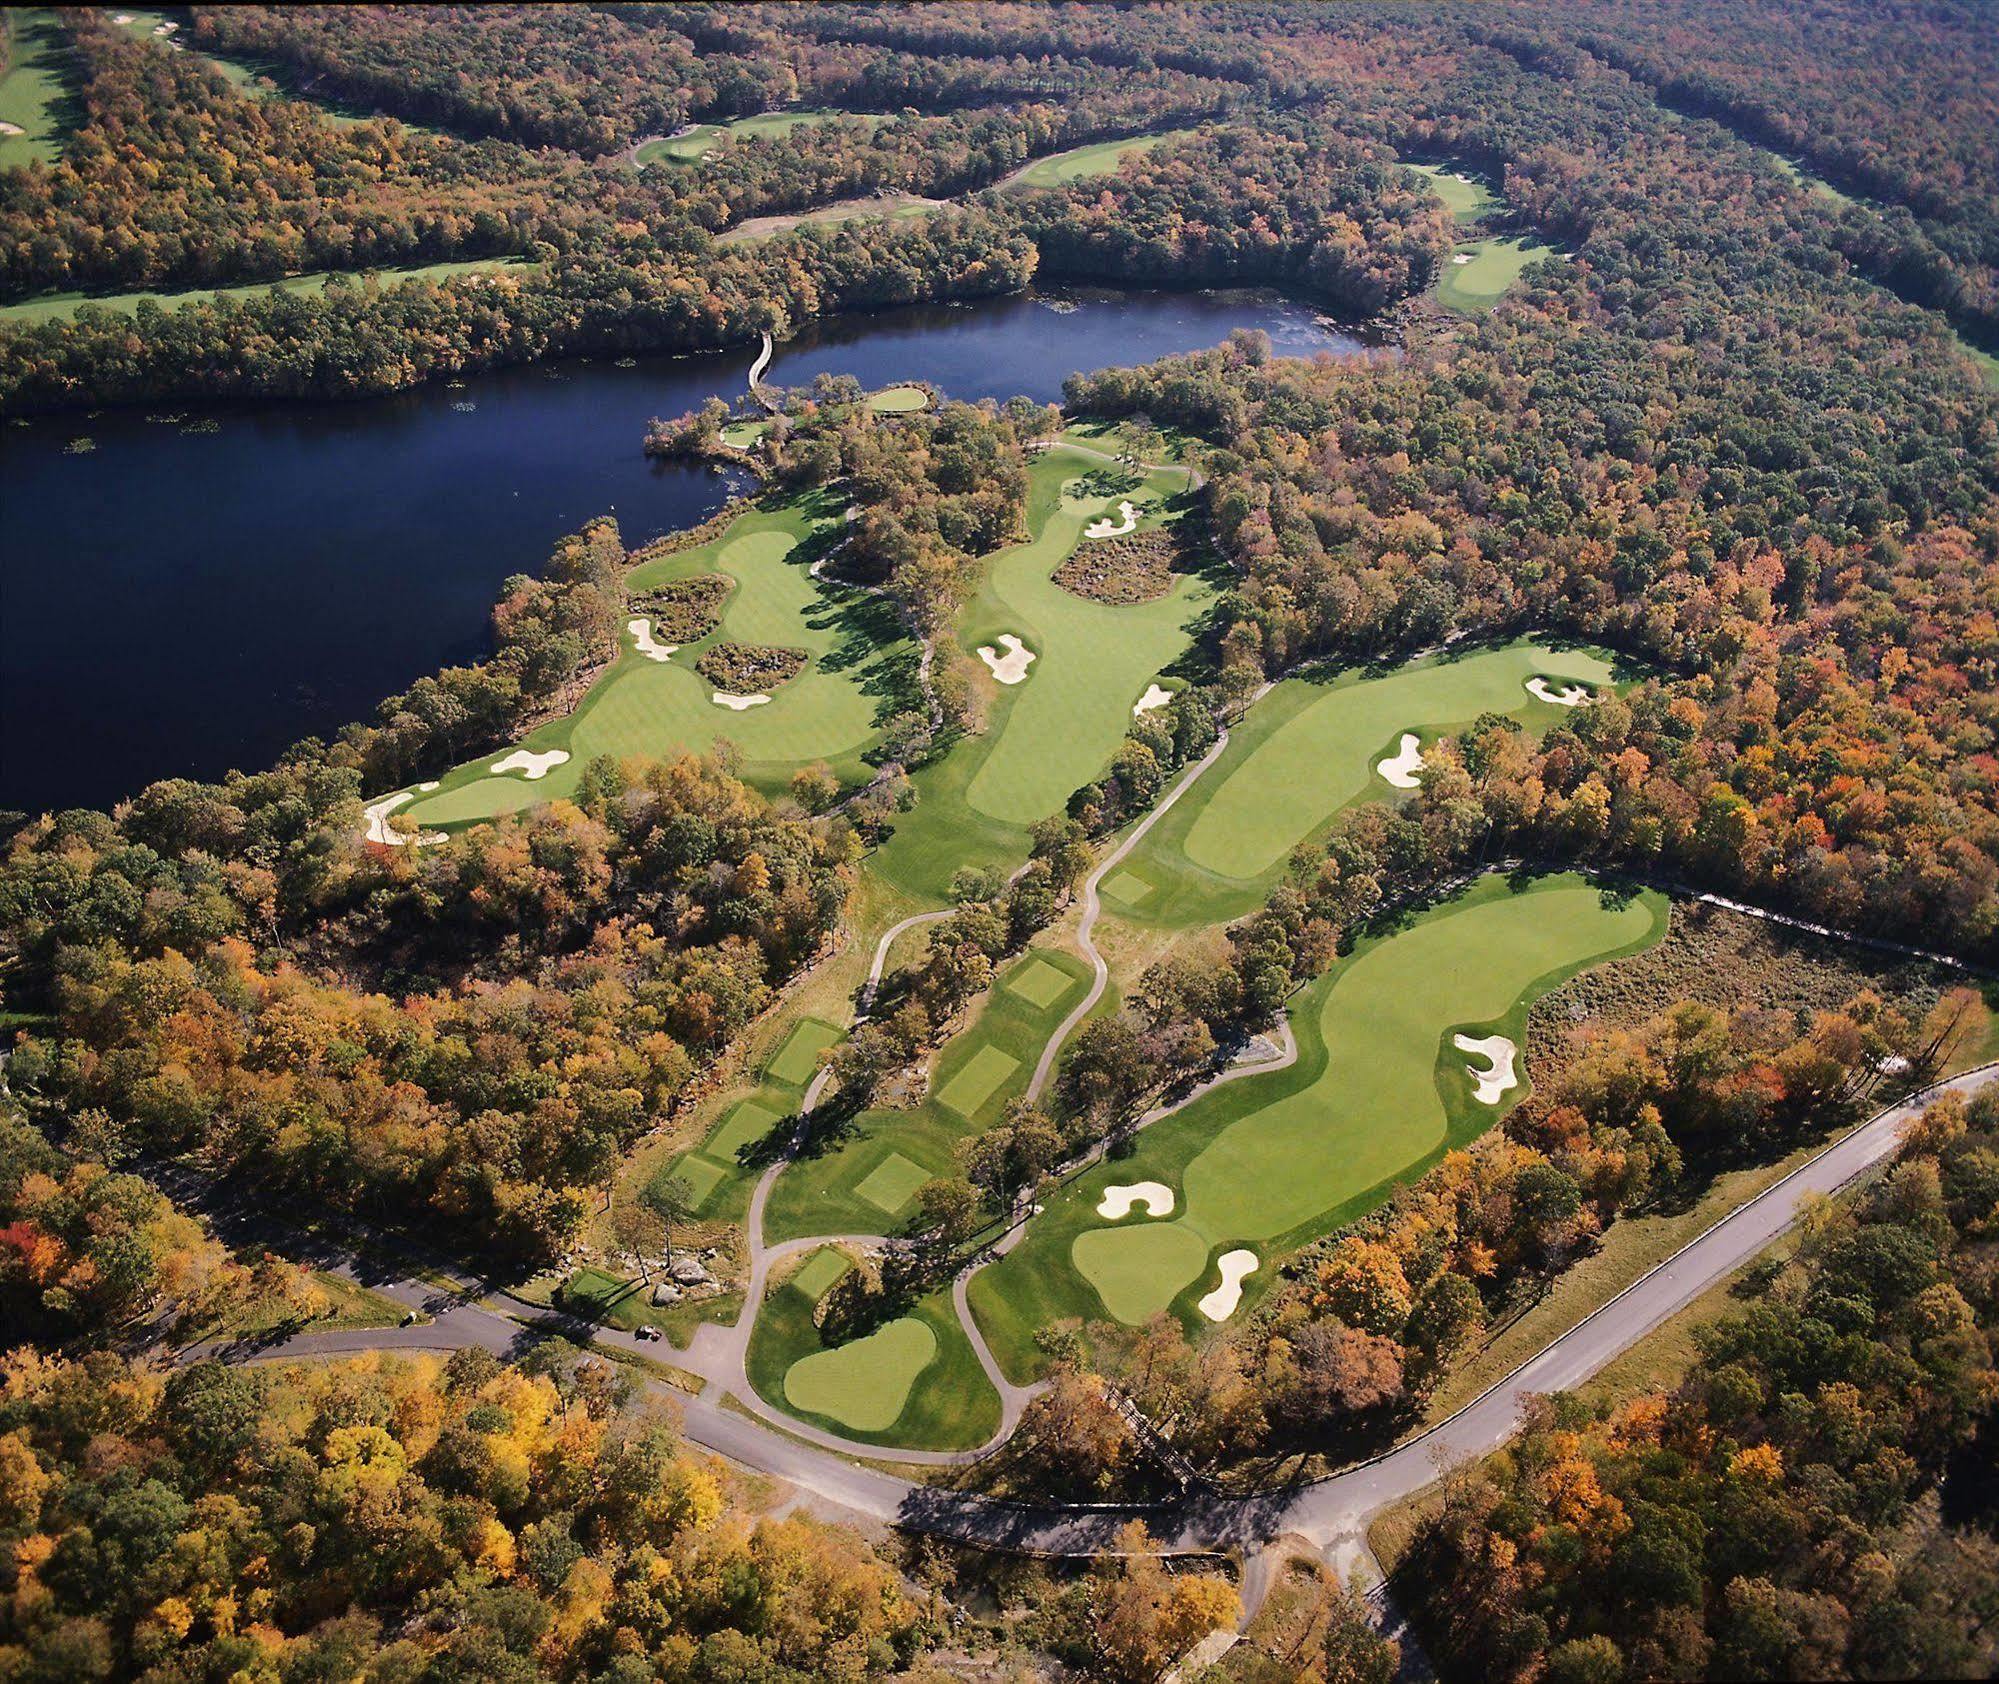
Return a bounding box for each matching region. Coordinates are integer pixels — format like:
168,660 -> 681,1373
745,1245 -> 1001,1450
971,872 -> 1669,1380
1110,639 -> 1625,929
402,489 -> 919,826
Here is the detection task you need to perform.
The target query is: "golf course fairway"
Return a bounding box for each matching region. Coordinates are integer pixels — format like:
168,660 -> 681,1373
970,872 -> 1668,1376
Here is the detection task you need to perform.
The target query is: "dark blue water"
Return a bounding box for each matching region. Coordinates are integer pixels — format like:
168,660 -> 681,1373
2,287 -> 1364,814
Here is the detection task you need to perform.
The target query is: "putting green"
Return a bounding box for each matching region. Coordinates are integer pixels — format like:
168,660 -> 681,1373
789,1246 -> 852,1302
971,873 -> 1667,1368
402,495 -> 916,824
765,1017 -> 841,1087
866,384 -> 929,414
1183,642 -> 1615,880
1407,162 -> 1497,224
1004,955 -> 1076,1010
935,1044 -> 1019,1119
782,1316 -> 937,1432
854,1152 -> 934,1215
708,1098 -> 786,1162
1437,234 -> 1547,313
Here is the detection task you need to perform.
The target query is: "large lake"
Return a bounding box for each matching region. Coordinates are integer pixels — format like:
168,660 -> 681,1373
2,287 -> 1365,814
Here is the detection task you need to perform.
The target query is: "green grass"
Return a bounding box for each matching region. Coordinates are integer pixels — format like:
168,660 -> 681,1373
970,872 -> 1669,1379
1004,128 -> 1194,189
765,1016 -> 842,1087
1436,234 -> 1548,312
1003,954 -> 1077,1010
853,1152 -> 934,1216
866,383 -> 929,414
708,1097 -> 787,1162
401,490 -> 919,825
789,1246 -> 853,1302
0,9 -> 76,167
720,419 -> 768,448
636,109 -> 874,167
1,259 -> 534,325
746,1253 -> 1000,1449
1407,161 -> 1498,224
1118,639 -> 1626,930
763,944 -> 1100,1241
862,442 -> 1212,904
558,1264 -> 743,1350
669,1154 -> 730,1210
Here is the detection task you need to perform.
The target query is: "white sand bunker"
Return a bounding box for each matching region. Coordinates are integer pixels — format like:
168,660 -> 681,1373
491,748 -> 570,780
1377,732 -> 1425,789
1132,683 -> 1173,718
712,691 -> 770,710
1097,1182 -> 1176,1220
1084,499 -> 1138,539
1198,1250 -> 1259,1322
628,618 -> 679,662
361,792 -> 444,849
1452,252 -> 1473,265
1453,1033 -> 1520,1105
978,634 -> 1036,685
418,780 -> 440,792
1526,677 -> 1594,707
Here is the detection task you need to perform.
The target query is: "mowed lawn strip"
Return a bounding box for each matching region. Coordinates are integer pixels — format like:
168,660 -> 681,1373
765,1016 -> 842,1087
853,1152 -> 933,1216
1004,955 -> 1077,1010
935,1044 -> 1019,1119
970,873 -> 1668,1379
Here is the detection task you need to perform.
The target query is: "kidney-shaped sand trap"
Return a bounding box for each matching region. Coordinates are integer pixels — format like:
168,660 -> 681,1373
1526,676 -> 1593,707
782,1315 -> 937,1433
1453,1032 -> 1520,1104
628,617 -> 679,662
1096,1181 -> 1176,1220
1133,682 -> 1173,718
711,691 -> 770,710
978,633 -> 1036,684
1084,499 -> 1138,538
491,748 -> 571,780
1197,1249 -> 1259,1321
1376,731 -> 1425,788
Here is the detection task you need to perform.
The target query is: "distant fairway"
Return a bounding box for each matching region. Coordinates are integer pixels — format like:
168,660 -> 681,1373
1003,128 -> 1193,189
970,873 -> 1667,1374
1105,641 -> 1621,930
402,493 -> 917,826
636,109 -> 871,166
1407,161 -> 1497,223
0,9 -> 72,167
0,259 -> 535,326
1438,234 -> 1546,312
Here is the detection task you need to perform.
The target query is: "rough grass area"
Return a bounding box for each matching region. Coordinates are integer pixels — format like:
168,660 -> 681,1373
558,1264 -> 742,1351
628,573 -> 730,643
695,640 -> 808,693
971,873 -> 1669,1378
1053,527 -> 1178,603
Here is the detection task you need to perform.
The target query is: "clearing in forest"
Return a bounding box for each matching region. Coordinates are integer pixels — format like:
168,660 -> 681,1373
1000,128 -> 1196,190
636,109 -> 875,166
968,872 -> 1668,1376
1437,233 -> 1547,312
0,259 -> 536,325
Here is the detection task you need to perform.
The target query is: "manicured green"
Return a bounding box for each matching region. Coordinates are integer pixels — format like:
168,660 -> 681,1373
1004,955 -> 1077,1010
668,1153 -> 729,1209
402,491 -> 918,825
783,1316 -> 937,1430
720,419 -> 768,448
1118,639 -> 1624,929
636,109 -> 877,166
971,873 -> 1669,1378
708,1098 -> 787,1163
765,1016 -> 842,1088
1437,234 -> 1548,313
1,259 -> 534,325
1100,869 -> 1155,907
853,1152 -> 934,1215
1407,161 -> 1498,223
788,1245 -> 853,1302
863,442 -> 1213,904
934,1043 -> 1019,1120
0,9 -> 74,167
763,944 -> 1099,1241
866,383 -> 929,414
1005,128 -> 1193,189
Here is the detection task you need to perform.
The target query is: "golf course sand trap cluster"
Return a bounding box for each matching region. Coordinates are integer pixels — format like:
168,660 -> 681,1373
1377,732 -> 1426,788
491,748 -> 570,779
1133,683 -> 1174,717
711,691 -> 771,710
1084,499 -> 1139,538
1526,676 -> 1594,707
1453,1032 -> 1519,1104
628,618 -> 678,662
361,791 -> 445,849
1197,1250 -> 1258,1321
972,874 -> 1667,1357
978,634 -> 1037,684
1097,1182 -> 1176,1220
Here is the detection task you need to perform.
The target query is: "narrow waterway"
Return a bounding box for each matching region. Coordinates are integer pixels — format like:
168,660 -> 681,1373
2,287 -> 1367,815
